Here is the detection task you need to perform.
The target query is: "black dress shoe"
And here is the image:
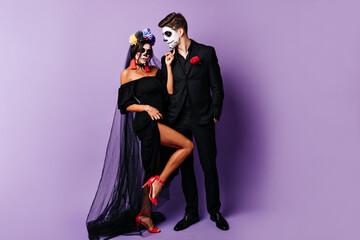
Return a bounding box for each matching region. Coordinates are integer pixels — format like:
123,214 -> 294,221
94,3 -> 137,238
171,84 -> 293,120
210,212 -> 229,230
174,213 -> 200,231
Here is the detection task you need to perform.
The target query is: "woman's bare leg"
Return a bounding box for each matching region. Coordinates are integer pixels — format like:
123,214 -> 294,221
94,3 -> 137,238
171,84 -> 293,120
151,122 -> 194,198
138,186 -> 156,231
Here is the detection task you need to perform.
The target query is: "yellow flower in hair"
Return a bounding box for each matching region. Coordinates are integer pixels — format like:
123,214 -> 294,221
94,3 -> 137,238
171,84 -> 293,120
129,34 -> 138,45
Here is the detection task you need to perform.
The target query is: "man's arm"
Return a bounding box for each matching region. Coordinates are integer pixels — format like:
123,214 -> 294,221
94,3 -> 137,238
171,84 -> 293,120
208,47 -> 224,121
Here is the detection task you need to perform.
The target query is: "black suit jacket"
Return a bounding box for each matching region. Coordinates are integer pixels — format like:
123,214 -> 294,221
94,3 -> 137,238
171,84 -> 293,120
161,40 -> 224,125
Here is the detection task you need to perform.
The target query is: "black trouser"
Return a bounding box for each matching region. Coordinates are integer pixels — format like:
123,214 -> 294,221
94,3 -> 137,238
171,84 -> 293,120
166,109 -> 221,216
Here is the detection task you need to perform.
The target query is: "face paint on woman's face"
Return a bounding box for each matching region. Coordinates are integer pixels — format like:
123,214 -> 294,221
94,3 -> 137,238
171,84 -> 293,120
135,43 -> 151,64
162,27 -> 180,49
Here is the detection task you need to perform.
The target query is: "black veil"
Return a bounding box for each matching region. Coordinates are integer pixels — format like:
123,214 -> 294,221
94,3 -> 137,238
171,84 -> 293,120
86,47 -> 167,240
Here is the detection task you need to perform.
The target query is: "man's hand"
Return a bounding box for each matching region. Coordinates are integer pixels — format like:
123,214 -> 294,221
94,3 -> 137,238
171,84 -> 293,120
214,118 -> 218,124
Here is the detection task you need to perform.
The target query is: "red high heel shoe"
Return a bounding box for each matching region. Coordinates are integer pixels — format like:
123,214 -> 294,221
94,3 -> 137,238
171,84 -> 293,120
142,175 -> 165,206
136,211 -> 161,233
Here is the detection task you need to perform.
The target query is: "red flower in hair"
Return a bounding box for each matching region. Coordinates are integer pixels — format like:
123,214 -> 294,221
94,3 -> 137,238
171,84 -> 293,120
190,56 -> 201,64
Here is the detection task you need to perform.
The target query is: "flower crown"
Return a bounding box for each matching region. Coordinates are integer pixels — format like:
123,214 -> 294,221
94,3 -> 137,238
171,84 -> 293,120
129,28 -> 156,46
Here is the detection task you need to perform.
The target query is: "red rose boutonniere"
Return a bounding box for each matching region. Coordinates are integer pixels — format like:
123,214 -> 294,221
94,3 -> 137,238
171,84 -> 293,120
190,56 -> 201,64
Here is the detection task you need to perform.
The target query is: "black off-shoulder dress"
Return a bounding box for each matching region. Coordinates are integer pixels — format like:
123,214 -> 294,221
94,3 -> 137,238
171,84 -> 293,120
86,69 -> 168,240
118,69 -> 168,181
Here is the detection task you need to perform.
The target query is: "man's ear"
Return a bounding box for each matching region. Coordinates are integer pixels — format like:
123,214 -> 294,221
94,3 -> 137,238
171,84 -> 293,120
177,28 -> 185,37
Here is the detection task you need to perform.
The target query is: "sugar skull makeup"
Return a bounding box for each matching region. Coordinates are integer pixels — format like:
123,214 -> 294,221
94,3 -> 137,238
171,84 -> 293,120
135,43 -> 152,64
162,26 -> 180,49
140,47 -> 152,56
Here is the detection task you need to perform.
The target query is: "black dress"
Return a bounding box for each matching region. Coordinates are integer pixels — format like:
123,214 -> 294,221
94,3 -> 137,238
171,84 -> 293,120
86,69 -> 168,240
118,69 -> 168,181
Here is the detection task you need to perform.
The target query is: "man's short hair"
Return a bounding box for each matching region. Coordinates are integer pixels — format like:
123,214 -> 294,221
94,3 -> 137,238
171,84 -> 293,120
158,12 -> 188,35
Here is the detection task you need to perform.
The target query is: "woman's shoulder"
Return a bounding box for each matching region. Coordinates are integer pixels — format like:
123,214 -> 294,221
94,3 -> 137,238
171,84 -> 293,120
120,66 -> 160,86
149,65 -> 159,73
120,68 -> 132,85
150,66 -> 164,76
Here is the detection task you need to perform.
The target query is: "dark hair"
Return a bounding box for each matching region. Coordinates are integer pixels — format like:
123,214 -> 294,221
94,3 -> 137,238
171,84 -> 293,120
158,12 -> 188,35
130,41 -> 153,63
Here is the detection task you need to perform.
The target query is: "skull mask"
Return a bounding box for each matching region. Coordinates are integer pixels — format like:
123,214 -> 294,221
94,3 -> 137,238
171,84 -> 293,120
162,26 -> 180,49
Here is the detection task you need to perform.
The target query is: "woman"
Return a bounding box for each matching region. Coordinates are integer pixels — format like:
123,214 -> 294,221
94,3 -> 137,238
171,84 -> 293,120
86,28 -> 193,239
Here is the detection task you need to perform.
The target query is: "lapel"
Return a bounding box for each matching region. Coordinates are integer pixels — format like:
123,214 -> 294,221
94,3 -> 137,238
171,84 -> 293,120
185,40 -> 199,79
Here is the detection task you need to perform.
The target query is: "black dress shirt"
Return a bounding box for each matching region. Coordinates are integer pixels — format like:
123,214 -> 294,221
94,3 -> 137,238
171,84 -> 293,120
174,41 -> 194,123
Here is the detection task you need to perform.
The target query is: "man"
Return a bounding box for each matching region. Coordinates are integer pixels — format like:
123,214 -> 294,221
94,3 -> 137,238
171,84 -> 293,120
158,12 -> 229,231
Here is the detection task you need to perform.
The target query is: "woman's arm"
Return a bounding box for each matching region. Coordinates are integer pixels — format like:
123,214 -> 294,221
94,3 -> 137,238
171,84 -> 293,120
120,70 -> 163,120
126,104 -> 163,121
166,65 -> 174,95
165,49 -> 175,95
126,104 -> 148,112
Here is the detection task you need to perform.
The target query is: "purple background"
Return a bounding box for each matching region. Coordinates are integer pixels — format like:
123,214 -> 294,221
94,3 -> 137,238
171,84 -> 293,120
1,0 -> 360,239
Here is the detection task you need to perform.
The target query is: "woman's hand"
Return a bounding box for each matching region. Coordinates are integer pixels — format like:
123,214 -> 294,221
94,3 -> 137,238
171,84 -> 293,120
165,49 -> 175,95
145,105 -> 163,120
165,49 -> 175,66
